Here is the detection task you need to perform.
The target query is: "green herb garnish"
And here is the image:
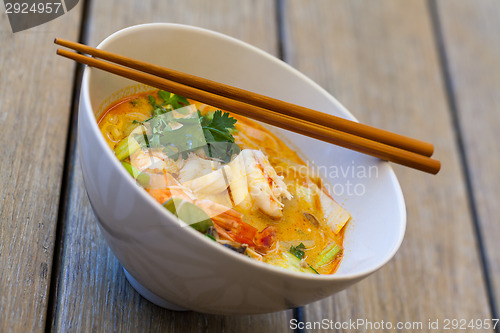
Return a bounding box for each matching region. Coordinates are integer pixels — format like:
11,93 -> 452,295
290,243 -> 306,260
289,243 -> 319,274
308,265 -> 320,274
158,90 -> 190,111
201,110 -> 237,140
199,110 -> 240,162
132,90 -> 240,162
315,242 -> 342,267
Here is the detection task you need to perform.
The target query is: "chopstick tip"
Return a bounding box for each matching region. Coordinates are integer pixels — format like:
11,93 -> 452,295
428,145 -> 435,157
431,159 -> 441,175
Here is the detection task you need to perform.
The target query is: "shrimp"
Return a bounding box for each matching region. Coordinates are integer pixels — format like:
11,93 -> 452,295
229,149 -> 292,218
196,199 -> 256,245
196,199 -> 276,252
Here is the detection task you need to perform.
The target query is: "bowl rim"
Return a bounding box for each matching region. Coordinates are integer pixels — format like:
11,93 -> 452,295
80,22 -> 406,282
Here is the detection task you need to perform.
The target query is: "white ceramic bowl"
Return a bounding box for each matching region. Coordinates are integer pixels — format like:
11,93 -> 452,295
79,23 -> 406,314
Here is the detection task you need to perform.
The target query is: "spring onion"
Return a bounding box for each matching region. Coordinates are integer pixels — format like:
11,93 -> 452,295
114,136 -> 140,161
121,161 -> 150,187
316,242 -> 342,267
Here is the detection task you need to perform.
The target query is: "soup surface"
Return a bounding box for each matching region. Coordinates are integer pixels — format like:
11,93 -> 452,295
99,90 -> 350,274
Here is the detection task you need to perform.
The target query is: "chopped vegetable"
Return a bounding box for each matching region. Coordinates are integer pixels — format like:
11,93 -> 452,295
114,136 -> 140,160
289,243 -> 306,260
317,188 -> 351,234
121,161 -> 150,187
281,252 -> 319,274
307,263 -> 320,274
288,243 -> 319,274
163,197 -> 213,233
315,242 -> 342,267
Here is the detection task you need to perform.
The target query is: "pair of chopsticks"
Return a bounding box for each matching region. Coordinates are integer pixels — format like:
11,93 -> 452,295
55,38 -> 441,174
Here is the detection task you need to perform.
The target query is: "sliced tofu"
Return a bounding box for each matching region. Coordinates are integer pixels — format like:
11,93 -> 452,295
318,188 -> 350,234
300,182 -> 350,234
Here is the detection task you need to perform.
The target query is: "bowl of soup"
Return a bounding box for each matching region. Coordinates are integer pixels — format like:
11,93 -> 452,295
79,23 -> 406,314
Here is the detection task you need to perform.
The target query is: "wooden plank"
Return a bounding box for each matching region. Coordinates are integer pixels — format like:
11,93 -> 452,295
0,4 -> 83,333
435,0 -> 500,314
50,1 -> 294,332
284,0 -> 494,330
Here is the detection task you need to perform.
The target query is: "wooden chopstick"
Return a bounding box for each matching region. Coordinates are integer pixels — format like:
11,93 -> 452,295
55,38 -> 434,158
55,47 -> 441,174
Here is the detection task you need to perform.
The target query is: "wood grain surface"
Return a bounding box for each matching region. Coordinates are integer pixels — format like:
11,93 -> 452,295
0,4 -> 82,333
283,0 -> 494,330
49,1 -> 294,332
435,0 -> 500,315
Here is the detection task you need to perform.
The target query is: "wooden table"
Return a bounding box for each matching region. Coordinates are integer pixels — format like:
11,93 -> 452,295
1,1 -> 499,332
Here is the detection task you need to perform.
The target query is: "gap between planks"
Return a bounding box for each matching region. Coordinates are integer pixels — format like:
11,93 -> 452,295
44,0 -> 93,331
427,0 -> 499,326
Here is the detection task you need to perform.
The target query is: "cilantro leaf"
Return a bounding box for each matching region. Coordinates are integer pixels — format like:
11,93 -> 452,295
206,127 -> 234,142
148,95 -> 158,107
202,110 -> 237,143
198,110 -> 212,127
158,90 -> 189,110
136,91 -> 241,163
289,243 -> 318,273
200,109 -> 239,161
202,128 -> 215,142
209,110 -> 237,133
207,142 -> 241,163
147,95 -> 169,118
157,90 -> 170,103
